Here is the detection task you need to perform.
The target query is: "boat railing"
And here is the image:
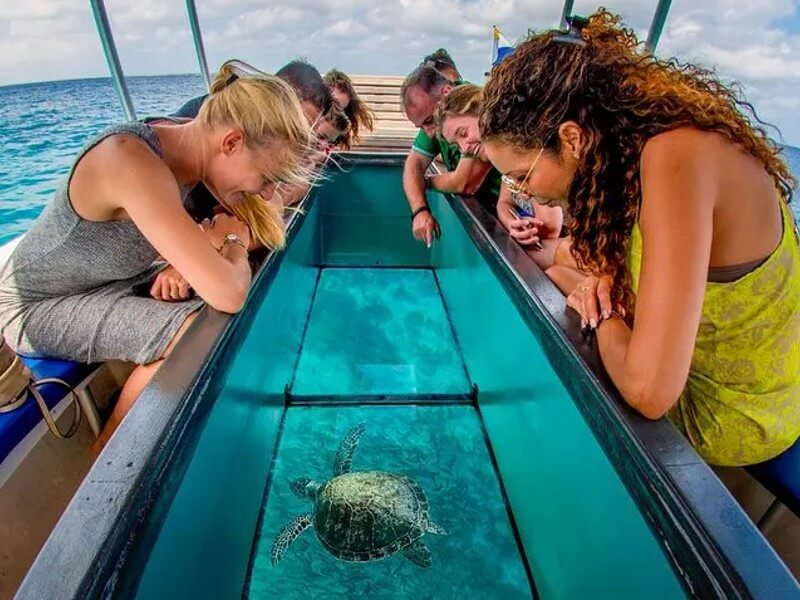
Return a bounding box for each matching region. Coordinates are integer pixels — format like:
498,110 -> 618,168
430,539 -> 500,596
185,0 -> 212,92
646,0 -> 673,52
88,0 -> 136,121
89,0 -> 675,125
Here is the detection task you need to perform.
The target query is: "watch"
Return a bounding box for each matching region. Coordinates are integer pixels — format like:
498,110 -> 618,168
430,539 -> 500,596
222,233 -> 248,252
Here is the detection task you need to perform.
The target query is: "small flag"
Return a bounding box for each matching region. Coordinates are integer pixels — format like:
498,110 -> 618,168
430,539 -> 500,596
491,26 -> 514,66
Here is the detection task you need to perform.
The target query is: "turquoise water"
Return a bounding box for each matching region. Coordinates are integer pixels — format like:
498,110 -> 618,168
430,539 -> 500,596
0,74 -> 798,245
247,267 -> 531,598
247,405 -> 532,599
0,75 -> 205,244
292,268 -> 471,397
119,165 -> 686,599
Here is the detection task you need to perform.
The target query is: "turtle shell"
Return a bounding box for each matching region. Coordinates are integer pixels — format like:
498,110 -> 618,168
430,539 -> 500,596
313,470 -> 430,562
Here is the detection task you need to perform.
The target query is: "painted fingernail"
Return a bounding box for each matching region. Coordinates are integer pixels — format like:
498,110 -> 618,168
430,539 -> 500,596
602,310 -> 610,320
590,318 -> 597,329
581,319 -> 587,328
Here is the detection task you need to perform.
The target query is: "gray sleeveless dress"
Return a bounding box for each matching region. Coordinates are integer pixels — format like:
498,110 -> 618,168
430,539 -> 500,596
0,122 -> 205,364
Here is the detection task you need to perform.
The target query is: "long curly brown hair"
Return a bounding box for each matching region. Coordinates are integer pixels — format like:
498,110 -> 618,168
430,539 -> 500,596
480,9 -> 796,311
324,69 -> 375,145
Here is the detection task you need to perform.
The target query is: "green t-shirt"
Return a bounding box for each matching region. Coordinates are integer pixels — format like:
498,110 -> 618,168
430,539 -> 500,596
410,81 -> 501,211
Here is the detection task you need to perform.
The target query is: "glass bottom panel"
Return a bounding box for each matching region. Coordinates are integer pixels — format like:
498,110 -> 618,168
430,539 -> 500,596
247,404 -> 532,599
291,269 -> 471,397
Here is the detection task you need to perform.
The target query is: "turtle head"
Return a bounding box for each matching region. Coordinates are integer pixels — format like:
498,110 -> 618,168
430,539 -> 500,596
290,478 -> 321,501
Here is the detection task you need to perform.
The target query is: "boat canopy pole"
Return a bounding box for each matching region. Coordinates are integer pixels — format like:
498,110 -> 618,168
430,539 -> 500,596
645,0 -> 673,53
89,0 -> 136,121
559,0 -> 575,29
185,0 -> 212,91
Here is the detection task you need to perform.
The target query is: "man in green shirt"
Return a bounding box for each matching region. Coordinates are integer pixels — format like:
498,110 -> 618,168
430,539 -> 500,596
401,66 -> 502,246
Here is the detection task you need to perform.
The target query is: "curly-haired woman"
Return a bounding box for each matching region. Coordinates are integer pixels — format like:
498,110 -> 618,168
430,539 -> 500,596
480,11 -> 800,467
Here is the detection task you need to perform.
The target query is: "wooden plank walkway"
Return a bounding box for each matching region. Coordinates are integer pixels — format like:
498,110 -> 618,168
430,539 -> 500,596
349,75 -> 416,152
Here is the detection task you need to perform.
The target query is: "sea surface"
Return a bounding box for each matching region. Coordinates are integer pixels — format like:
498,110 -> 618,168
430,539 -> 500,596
0,75 -> 205,244
0,74 -> 798,245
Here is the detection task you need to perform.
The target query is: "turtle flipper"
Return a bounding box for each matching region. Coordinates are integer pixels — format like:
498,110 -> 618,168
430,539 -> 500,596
333,422 -> 366,476
290,478 -> 312,500
427,521 -> 448,536
402,540 -> 432,568
270,513 -> 313,566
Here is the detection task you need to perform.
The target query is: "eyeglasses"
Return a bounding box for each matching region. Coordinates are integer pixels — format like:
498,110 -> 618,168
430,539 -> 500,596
310,112 -> 346,146
327,134 -> 344,146
501,146 -> 546,195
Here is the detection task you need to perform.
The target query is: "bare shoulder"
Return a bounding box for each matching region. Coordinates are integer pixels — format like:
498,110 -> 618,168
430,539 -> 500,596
641,127 -> 725,168
70,132 -> 177,220
75,133 -> 173,190
640,127 -> 727,201
91,133 -> 171,174
636,128 -> 724,229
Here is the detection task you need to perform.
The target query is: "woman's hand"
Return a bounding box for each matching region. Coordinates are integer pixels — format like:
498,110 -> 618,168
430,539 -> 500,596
566,274 -> 625,329
507,217 -> 545,248
200,214 -> 251,250
150,265 -> 192,302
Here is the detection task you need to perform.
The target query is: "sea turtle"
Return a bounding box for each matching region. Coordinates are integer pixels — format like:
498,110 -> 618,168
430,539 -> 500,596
270,422 -> 448,568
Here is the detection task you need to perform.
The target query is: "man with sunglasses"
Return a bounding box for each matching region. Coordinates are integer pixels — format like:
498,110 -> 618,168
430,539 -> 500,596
421,48 -> 462,82
400,65 -> 502,247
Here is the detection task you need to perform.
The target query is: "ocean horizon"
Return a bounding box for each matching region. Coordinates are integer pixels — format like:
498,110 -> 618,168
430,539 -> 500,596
1,74 -> 798,245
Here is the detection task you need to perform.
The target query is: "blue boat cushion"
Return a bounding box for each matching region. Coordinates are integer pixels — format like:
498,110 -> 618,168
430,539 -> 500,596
0,357 -> 97,466
747,437 -> 800,517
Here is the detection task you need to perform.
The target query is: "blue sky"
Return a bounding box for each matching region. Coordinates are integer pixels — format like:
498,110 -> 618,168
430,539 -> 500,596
1,0 -> 798,145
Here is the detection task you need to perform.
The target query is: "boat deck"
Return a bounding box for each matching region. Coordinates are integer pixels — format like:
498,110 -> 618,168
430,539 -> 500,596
349,75 -> 416,152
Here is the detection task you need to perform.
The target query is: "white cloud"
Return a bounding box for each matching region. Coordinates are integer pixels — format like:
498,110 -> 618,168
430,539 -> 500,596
656,0 -> 800,144
0,0 -> 798,144
324,19 -> 369,39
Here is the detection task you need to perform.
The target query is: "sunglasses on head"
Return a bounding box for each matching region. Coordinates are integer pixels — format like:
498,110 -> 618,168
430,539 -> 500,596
552,14 -> 589,46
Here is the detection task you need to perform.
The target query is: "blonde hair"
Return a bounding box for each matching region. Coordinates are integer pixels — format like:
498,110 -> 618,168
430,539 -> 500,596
199,60 -> 322,249
434,83 -> 483,135
228,194 -> 285,249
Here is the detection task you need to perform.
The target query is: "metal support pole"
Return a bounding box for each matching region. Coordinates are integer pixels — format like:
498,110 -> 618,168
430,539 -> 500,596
559,0 -> 575,30
645,0 -> 673,53
89,0 -> 136,121
186,0 -> 212,91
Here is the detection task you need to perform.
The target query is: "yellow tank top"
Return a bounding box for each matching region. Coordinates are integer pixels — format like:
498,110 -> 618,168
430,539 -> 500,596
628,201 -> 800,466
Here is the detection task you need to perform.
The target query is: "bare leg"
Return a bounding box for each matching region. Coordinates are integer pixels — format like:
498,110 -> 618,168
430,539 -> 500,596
92,312 -> 198,452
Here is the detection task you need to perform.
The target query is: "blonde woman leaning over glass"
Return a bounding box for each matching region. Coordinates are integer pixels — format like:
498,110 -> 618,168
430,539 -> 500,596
0,60 -> 318,448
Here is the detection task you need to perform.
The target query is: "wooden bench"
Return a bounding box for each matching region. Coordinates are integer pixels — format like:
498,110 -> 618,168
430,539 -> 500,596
349,75 -> 416,153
